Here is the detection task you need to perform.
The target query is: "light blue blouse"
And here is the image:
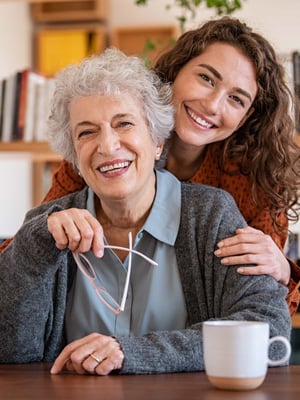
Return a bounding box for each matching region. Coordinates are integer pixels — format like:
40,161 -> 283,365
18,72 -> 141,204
65,169 -> 187,341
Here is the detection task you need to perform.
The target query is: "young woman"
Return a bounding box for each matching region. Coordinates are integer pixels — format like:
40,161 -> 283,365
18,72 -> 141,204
1,17 -> 300,313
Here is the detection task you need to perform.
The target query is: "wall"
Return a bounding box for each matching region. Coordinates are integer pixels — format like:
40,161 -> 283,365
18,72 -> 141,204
0,1 -> 31,80
1,0 -> 300,79
0,153 -> 32,238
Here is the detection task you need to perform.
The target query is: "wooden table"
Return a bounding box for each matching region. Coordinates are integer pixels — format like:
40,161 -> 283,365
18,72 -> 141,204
0,364 -> 299,400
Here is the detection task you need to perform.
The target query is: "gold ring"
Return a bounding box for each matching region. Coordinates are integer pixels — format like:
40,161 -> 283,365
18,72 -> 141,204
90,352 -> 101,364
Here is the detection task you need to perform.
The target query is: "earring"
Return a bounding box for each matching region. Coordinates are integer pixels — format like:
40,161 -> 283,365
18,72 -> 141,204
155,150 -> 161,160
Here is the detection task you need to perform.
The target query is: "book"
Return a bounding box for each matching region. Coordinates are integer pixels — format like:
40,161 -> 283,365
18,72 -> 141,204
23,71 -> 46,142
37,29 -> 89,77
16,69 -> 30,140
0,79 -> 4,141
34,77 -> 55,142
1,73 -> 17,142
11,71 -> 23,141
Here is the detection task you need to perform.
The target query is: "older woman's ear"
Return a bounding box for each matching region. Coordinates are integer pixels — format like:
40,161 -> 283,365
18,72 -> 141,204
155,144 -> 164,160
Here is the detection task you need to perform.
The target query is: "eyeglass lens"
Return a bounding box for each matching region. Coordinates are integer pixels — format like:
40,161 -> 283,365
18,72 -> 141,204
77,253 -> 96,279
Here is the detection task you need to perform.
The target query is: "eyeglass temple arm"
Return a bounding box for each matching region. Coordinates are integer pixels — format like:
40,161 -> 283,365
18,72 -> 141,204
103,245 -> 158,266
119,232 -> 133,312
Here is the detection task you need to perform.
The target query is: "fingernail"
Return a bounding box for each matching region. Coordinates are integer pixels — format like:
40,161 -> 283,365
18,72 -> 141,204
214,249 -> 221,256
96,249 -> 104,258
220,258 -> 229,265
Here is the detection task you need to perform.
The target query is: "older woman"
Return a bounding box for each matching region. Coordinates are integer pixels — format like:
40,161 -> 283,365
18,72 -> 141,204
0,48 -> 290,375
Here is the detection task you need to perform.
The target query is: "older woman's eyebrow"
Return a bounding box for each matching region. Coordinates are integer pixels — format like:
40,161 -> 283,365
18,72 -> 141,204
198,63 -> 253,103
112,113 -> 136,120
74,121 -> 98,129
74,113 -> 137,130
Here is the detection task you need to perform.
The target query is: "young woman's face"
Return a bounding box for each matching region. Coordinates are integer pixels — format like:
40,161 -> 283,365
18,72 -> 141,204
172,42 -> 258,147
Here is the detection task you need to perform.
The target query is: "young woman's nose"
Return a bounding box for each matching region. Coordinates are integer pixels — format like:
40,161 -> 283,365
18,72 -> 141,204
203,91 -> 224,115
96,127 -> 120,154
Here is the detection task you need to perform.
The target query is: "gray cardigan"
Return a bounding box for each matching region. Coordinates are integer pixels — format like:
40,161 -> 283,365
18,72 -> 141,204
0,182 -> 291,373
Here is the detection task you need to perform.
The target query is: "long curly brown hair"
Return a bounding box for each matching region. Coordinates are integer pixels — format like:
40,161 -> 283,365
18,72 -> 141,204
154,16 -> 300,229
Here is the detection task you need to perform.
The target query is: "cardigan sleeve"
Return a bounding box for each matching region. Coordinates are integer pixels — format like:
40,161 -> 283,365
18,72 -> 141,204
0,203 -> 68,363
0,189 -> 89,363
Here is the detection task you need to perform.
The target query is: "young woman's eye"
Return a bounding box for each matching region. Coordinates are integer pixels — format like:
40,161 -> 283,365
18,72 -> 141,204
199,73 -> 214,86
230,95 -> 244,107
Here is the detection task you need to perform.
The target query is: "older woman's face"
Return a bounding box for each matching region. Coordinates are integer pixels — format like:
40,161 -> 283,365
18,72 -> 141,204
172,42 -> 257,147
69,93 -> 158,203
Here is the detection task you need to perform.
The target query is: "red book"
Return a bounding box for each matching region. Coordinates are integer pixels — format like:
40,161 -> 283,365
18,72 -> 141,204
17,69 -> 29,140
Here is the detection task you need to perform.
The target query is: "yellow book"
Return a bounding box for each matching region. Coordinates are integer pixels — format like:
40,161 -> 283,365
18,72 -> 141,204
37,30 -> 89,77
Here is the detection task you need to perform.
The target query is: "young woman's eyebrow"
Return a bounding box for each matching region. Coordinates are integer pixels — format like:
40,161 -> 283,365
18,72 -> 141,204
198,63 -> 252,102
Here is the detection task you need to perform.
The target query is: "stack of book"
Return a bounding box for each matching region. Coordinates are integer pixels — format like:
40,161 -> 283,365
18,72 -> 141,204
0,69 -> 54,143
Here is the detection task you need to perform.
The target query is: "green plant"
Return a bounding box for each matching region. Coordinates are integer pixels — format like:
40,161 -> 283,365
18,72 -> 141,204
135,0 -> 245,32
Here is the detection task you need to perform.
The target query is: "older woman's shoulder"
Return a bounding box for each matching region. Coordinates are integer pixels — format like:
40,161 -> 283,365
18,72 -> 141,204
181,180 -> 235,202
181,180 -> 243,214
26,187 -> 89,219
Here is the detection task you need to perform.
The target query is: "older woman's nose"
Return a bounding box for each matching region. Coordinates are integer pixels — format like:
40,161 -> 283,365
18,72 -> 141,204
96,127 -> 121,154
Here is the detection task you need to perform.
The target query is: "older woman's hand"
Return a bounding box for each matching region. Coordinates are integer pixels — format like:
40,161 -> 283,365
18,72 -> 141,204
47,208 -> 104,257
214,226 -> 290,285
50,333 -> 124,375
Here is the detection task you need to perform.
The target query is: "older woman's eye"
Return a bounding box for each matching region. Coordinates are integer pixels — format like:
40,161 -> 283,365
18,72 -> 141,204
78,129 -> 94,138
117,121 -> 134,128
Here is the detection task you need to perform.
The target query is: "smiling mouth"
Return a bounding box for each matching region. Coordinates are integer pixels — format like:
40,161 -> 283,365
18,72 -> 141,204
98,161 -> 131,174
186,106 -> 215,129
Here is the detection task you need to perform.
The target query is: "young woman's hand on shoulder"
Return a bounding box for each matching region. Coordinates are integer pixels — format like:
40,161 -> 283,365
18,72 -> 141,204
214,226 -> 290,285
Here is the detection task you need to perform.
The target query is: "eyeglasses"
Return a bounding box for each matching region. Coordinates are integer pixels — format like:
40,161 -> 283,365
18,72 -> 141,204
72,232 -> 158,315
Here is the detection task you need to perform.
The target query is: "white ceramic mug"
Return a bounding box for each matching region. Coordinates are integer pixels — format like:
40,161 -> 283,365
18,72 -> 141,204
203,320 -> 291,391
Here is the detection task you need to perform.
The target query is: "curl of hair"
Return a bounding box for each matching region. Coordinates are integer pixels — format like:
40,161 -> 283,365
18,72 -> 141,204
154,16 -> 300,227
47,47 -> 174,167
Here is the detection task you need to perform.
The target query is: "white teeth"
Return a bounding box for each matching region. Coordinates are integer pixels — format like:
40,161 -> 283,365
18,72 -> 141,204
99,161 -> 130,173
187,108 -> 213,128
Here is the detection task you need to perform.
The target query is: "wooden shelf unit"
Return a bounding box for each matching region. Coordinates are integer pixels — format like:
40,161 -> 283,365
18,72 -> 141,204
0,141 -> 54,153
30,0 -> 108,23
111,25 -> 179,64
292,312 -> 300,328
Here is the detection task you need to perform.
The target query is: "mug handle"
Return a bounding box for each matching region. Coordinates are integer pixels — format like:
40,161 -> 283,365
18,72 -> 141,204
267,336 -> 291,366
